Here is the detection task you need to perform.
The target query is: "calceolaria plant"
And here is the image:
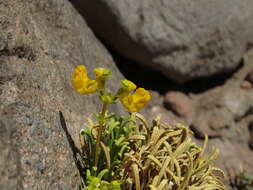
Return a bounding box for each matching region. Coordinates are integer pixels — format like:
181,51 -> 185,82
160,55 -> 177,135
72,65 -> 226,190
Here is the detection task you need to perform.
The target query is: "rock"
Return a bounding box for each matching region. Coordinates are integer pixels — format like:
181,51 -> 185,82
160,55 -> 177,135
224,87 -> 253,120
191,108 -> 233,139
245,69 -> 253,86
0,34 -> 7,52
191,83 -> 253,138
72,0 -> 253,83
164,91 -> 193,118
190,79 -> 253,181
0,0 -> 124,189
0,117 -> 21,190
241,81 -> 252,89
227,48 -> 253,86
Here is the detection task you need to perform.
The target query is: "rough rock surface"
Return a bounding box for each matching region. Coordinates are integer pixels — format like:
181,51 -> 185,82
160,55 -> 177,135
0,0 -> 124,189
164,91 -> 193,119
72,0 -> 253,83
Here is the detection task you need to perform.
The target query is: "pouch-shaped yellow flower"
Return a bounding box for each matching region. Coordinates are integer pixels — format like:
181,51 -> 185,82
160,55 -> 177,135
120,88 -> 151,112
72,65 -> 110,94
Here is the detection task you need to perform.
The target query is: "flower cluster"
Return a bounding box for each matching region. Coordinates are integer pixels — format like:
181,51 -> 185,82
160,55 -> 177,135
72,65 -> 150,112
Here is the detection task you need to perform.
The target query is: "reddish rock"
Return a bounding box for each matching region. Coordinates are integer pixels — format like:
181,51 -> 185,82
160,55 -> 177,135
164,91 -> 193,118
241,80 -> 252,89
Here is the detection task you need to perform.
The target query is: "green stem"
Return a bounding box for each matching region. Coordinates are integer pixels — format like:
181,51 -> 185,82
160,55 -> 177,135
94,102 -> 108,175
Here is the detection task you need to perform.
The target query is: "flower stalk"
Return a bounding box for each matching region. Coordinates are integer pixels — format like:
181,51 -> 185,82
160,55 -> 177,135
94,101 -> 108,174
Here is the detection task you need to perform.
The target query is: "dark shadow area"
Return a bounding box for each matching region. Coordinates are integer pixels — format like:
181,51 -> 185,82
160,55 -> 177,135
59,111 -> 85,189
106,43 -> 241,95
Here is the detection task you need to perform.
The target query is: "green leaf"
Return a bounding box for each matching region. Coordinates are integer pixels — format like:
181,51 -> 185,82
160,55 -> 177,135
97,169 -> 109,179
115,136 -> 125,146
118,144 -> 129,158
100,142 -> 111,169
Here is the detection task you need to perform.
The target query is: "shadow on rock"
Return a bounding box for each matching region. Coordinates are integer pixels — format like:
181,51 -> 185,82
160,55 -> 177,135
59,111 -> 84,190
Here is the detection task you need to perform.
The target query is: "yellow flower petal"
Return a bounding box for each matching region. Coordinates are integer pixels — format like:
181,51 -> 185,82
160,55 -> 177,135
120,88 -> 151,112
72,65 -> 87,94
85,79 -> 100,94
133,88 -> 151,107
72,65 -> 101,94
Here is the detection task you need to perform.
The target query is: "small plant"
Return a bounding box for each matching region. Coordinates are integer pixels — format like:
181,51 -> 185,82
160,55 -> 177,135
72,65 -> 226,190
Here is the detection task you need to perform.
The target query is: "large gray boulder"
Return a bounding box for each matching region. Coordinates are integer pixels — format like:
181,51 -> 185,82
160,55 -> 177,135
75,0 -> 253,83
0,0 -> 124,189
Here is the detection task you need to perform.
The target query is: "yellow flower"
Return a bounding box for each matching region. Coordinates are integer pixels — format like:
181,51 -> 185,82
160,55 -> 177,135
119,80 -> 151,112
72,65 -> 111,94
